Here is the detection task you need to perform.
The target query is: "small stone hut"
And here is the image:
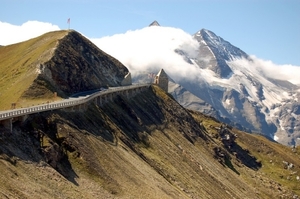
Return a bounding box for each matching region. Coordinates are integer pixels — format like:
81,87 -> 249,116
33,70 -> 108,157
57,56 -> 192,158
154,69 -> 168,93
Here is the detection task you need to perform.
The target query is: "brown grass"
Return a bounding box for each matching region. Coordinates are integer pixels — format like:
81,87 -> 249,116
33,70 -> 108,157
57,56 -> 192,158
190,110 -> 300,197
0,30 -> 68,110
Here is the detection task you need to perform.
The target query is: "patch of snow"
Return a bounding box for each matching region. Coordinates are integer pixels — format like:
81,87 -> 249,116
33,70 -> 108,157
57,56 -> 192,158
225,99 -> 231,105
262,89 -> 282,109
291,113 -> 298,118
279,119 -> 285,131
274,135 -> 279,141
206,46 -> 216,59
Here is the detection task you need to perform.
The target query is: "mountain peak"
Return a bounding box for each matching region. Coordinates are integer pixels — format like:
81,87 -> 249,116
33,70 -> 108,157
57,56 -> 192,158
193,28 -> 249,78
149,20 -> 160,27
197,28 -> 248,60
199,28 -> 216,37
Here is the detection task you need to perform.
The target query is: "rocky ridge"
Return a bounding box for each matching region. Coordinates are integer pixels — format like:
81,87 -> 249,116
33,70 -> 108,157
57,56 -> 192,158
194,29 -> 249,78
170,28 -> 300,146
23,30 -> 129,98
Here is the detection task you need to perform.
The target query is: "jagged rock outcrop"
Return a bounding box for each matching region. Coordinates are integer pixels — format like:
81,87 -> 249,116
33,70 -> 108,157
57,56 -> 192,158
23,30 -> 130,98
194,29 -> 249,78
121,72 -> 132,86
168,80 -> 217,116
149,20 -> 160,26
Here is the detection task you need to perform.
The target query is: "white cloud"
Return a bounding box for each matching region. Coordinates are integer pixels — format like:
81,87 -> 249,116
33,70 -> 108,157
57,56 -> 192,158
229,55 -> 300,85
0,21 -> 60,46
252,56 -> 300,85
1,21 -> 299,87
91,26 -> 300,84
92,26 -> 300,86
91,26 -> 200,81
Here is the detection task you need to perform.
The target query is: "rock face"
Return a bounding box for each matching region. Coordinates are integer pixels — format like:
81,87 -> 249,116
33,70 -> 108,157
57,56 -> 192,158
26,30 -> 130,97
170,28 -> 300,145
149,20 -> 160,26
168,80 -> 217,116
121,72 -> 132,86
194,29 -> 248,78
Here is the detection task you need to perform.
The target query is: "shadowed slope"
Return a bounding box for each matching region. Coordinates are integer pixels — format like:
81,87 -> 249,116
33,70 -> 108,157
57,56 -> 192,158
0,85 -> 299,198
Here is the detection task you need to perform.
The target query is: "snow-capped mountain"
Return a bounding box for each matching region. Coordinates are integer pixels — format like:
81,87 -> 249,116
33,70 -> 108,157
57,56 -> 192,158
92,22 -> 300,146
171,28 -> 300,146
194,29 -> 249,78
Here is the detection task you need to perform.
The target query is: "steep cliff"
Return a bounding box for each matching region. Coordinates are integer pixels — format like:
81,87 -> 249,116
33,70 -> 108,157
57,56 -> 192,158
37,30 -> 129,96
171,28 -> 300,145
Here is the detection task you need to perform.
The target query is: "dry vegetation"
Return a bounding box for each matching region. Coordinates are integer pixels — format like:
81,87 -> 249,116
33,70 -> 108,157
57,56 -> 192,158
0,85 -> 299,198
191,111 -> 300,198
0,30 -> 68,110
0,29 -> 129,111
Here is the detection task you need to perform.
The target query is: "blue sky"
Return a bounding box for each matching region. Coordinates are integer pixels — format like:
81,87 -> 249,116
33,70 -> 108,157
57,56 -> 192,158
1,0 -> 299,66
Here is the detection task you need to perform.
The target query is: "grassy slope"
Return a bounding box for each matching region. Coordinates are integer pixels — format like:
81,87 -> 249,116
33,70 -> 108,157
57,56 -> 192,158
0,85 -> 299,198
192,111 -> 300,197
0,30 -> 68,110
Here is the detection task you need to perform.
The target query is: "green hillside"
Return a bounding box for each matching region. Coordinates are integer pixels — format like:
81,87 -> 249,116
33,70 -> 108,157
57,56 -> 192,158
0,30 -> 68,110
